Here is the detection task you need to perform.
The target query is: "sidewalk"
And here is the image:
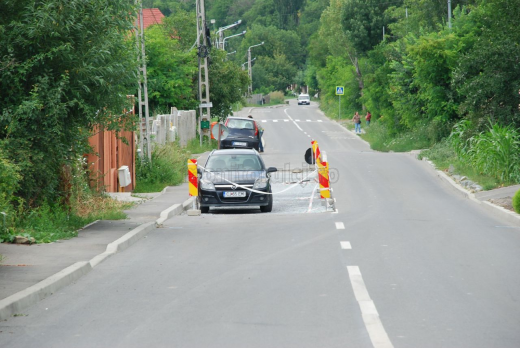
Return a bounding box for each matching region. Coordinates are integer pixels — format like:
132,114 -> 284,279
0,184 -> 194,320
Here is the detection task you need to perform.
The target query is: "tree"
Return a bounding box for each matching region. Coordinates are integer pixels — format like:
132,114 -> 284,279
209,50 -> 250,120
253,54 -> 297,91
145,24 -> 198,113
341,0 -> 402,55
0,0 -> 138,206
452,0 -> 520,128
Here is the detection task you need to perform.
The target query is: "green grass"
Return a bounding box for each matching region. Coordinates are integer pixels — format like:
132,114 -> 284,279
134,138 -> 218,193
0,196 -> 133,244
362,121 -> 433,152
186,137 -> 218,155
420,139 -> 503,190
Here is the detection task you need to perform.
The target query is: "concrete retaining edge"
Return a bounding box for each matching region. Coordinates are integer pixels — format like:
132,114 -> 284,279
0,196 -> 194,320
0,261 -> 91,320
436,166 -> 520,227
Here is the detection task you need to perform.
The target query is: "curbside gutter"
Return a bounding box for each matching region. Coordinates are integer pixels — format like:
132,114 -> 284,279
434,162 -> 520,227
0,195 -> 194,320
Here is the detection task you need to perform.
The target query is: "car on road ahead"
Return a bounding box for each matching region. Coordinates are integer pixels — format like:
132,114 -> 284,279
198,149 -> 277,213
220,117 -> 260,151
297,94 -> 310,105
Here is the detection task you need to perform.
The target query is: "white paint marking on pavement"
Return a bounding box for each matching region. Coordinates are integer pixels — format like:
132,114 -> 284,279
284,109 -> 303,131
318,120 -> 323,122
261,120 -> 267,123
295,119 -> 301,122
347,266 -> 394,348
306,119 -> 311,122
284,119 -> 289,122
335,222 -> 345,229
273,120 -> 278,122
304,132 -> 307,135
340,241 -> 352,249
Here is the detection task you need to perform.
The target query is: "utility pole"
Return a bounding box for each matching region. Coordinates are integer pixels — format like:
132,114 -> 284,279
135,0 -> 151,161
448,0 -> 452,29
196,0 -> 211,145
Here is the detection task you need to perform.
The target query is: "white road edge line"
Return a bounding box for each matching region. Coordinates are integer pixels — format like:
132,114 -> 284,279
340,241 -> 351,249
347,266 -> 394,348
335,222 -> 345,229
284,109 -> 303,131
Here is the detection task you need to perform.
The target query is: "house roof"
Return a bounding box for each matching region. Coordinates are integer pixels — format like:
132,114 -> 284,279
138,8 -> 164,29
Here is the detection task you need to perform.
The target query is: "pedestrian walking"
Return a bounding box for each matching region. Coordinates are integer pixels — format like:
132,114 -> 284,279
248,115 -> 264,152
365,111 -> 371,126
352,112 -> 361,134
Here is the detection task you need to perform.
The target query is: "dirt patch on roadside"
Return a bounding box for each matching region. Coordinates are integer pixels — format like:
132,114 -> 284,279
489,197 -> 515,212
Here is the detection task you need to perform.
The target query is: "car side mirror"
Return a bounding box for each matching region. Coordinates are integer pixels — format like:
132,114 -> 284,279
197,167 -> 202,176
266,167 -> 277,173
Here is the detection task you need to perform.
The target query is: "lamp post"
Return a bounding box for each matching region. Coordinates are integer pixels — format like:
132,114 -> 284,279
222,30 -> 246,49
215,20 -> 242,49
247,42 -> 264,96
227,50 -> 237,56
242,57 -> 256,70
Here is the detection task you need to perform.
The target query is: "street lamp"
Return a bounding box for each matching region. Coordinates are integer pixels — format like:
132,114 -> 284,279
222,30 -> 246,49
248,42 -> 264,96
227,50 -> 237,56
215,19 -> 242,49
242,57 -> 256,70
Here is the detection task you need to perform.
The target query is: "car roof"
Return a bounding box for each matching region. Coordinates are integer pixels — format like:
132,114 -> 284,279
210,148 -> 258,155
225,116 -> 256,121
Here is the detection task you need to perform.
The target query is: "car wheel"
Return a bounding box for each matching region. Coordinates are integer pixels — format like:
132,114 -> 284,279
200,206 -> 209,214
260,195 -> 273,213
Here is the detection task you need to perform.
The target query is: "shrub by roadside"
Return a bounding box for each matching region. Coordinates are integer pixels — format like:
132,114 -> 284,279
134,138 -> 217,193
0,158 -> 132,244
513,190 -> 520,214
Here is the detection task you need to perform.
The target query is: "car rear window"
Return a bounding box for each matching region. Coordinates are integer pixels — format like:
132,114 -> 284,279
206,154 -> 263,171
226,119 -> 256,130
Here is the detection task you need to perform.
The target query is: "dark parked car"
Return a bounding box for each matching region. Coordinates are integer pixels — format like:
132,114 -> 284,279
220,117 -> 260,150
198,149 -> 277,213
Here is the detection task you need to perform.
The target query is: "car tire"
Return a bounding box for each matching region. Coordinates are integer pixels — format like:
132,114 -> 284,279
260,195 -> 273,213
200,206 -> 209,214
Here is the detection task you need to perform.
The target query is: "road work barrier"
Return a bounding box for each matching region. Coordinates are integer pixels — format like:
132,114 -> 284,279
188,159 -> 198,197
311,140 -> 331,199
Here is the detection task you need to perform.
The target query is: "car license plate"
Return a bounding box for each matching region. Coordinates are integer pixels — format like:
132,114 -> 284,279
232,141 -> 247,146
223,191 -> 246,198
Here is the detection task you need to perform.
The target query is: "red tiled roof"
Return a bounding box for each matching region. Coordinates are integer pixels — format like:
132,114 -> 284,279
138,8 -> 164,29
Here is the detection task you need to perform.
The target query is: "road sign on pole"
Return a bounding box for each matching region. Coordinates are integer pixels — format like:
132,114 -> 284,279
336,86 -> 344,119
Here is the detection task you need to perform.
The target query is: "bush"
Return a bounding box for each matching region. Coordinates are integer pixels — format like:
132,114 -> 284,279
269,91 -> 285,104
513,190 -> 520,214
134,142 -> 191,193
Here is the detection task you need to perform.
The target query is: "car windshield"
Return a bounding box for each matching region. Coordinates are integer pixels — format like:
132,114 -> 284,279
205,154 -> 263,171
298,95 -> 310,100
226,119 -> 256,130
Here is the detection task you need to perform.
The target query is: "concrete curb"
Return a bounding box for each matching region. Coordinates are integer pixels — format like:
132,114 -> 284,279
0,262 -> 91,320
435,164 -> 520,227
0,195 -> 194,320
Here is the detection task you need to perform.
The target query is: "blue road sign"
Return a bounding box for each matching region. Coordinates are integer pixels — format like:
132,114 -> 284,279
336,86 -> 344,95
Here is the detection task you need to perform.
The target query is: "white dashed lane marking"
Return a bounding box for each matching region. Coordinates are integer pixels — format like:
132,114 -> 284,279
347,266 -> 394,348
335,222 -> 345,229
340,241 -> 352,249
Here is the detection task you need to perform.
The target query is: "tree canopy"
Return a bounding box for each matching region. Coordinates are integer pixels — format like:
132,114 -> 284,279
0,0 -> 138,205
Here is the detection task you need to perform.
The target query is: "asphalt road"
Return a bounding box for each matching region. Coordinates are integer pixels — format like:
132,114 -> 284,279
2,101 -> 520,348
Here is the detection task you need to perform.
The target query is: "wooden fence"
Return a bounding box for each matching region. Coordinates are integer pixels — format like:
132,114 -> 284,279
87,120 -> 136,193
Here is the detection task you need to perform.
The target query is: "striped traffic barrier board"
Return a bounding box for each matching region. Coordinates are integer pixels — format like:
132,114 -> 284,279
188,159 -> 198,197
